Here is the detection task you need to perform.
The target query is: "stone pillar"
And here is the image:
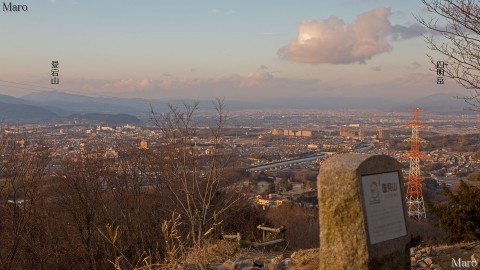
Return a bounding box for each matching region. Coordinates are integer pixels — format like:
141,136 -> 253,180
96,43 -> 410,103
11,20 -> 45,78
317,154 -> 410,270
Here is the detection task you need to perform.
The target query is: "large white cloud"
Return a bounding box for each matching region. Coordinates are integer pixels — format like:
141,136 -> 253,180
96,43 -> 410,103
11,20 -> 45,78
279,8 -> 398,64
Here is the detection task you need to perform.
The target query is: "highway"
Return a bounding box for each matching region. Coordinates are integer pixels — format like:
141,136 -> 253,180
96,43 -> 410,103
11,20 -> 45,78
246,153 -> 327,172
245,144 -> 374,172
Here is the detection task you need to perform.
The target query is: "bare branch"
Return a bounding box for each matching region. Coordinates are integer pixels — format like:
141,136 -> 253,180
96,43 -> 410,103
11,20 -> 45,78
417,0 -> 480,109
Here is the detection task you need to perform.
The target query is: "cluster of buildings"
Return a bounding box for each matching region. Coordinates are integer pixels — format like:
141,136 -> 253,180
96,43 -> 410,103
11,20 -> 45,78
339,124 -> 363,138
1,109 -> 479,210
339,124 -> 389,140
254,194 -> 284,207
271,129 -> 315,137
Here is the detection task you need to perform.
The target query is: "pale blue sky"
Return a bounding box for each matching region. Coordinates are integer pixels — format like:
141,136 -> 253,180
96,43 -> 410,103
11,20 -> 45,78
0,0 -> 464,101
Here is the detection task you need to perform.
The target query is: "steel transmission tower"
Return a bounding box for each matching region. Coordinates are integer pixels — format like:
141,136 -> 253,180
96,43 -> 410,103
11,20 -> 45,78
404,108 -> 427,222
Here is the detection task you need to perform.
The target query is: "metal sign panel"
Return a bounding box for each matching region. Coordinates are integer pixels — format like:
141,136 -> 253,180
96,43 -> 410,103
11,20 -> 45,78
361,171 -> 407,245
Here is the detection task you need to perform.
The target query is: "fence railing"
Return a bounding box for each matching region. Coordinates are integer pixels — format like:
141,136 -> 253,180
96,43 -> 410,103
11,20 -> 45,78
222,224 -> 286,249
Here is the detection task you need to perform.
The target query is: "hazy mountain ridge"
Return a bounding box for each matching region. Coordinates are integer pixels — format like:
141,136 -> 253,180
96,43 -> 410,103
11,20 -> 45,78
20,90 -> 474,113
0,94 -> 33,105
396,92 -> 474,114
21,91 -> 169,114
0,102 -> 60,122
0,91 -> 473,123
0,92 -> 145,123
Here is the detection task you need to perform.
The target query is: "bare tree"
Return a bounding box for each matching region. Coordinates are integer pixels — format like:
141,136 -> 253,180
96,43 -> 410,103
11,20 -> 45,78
103,140 -> 164,268
0,135 -> 51,270
57,142 -> 115,270
417,0 -> 480,109
151,100 -> 241,247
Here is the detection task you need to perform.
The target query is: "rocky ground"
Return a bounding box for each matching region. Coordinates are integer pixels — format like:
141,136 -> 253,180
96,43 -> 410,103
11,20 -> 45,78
165,242 -> 480,270
411,243 -> 480,270
215,249 -> 318,270
214,244 -> 480,270
411,246 -> 442,269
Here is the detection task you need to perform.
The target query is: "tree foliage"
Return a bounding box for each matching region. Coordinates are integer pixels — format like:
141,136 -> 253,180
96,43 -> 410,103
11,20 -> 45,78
427,181 -> 480,243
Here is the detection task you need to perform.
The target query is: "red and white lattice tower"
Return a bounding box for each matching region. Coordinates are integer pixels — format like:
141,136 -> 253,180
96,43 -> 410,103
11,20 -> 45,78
404,108 -> 427,222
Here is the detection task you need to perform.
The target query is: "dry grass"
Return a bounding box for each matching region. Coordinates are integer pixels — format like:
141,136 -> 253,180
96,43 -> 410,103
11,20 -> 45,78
114,240 -> 285,270
180,240 -> 286,269
180,240 -> 240,267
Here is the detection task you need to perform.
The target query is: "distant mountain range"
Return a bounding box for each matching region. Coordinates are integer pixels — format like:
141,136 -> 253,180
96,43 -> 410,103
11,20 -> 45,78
396,93 -> 475,114
0,91 -> 475,123
0,94 -> 30,104
0,102 -> 60,122
21,91 -> 169,115
0,91 -> 145,123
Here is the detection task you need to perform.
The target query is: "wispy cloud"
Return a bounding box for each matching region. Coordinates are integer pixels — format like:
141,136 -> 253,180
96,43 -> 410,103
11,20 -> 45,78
210,8 -> 235,16
102,79 -> 153,92
75,72 -> 321,100
391,23 -> 433,41
408,61 -> 422,69
32,70 -> 465,102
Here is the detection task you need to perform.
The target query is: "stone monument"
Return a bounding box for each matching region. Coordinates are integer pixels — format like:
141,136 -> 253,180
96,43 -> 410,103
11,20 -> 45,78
317,154 -> 410,270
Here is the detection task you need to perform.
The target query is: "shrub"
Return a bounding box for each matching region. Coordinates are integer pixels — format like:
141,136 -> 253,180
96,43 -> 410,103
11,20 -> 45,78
427,181 -> 480,243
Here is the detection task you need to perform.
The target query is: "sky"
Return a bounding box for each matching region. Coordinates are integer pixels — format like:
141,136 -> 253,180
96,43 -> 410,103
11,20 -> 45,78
0,0 -> 466,102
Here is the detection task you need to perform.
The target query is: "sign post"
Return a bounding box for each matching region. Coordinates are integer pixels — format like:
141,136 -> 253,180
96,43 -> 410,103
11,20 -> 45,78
317,154 -> 410,270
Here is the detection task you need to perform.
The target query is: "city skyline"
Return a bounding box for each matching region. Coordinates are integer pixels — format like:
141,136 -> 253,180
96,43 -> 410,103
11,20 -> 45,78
0,0 -> 466,102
